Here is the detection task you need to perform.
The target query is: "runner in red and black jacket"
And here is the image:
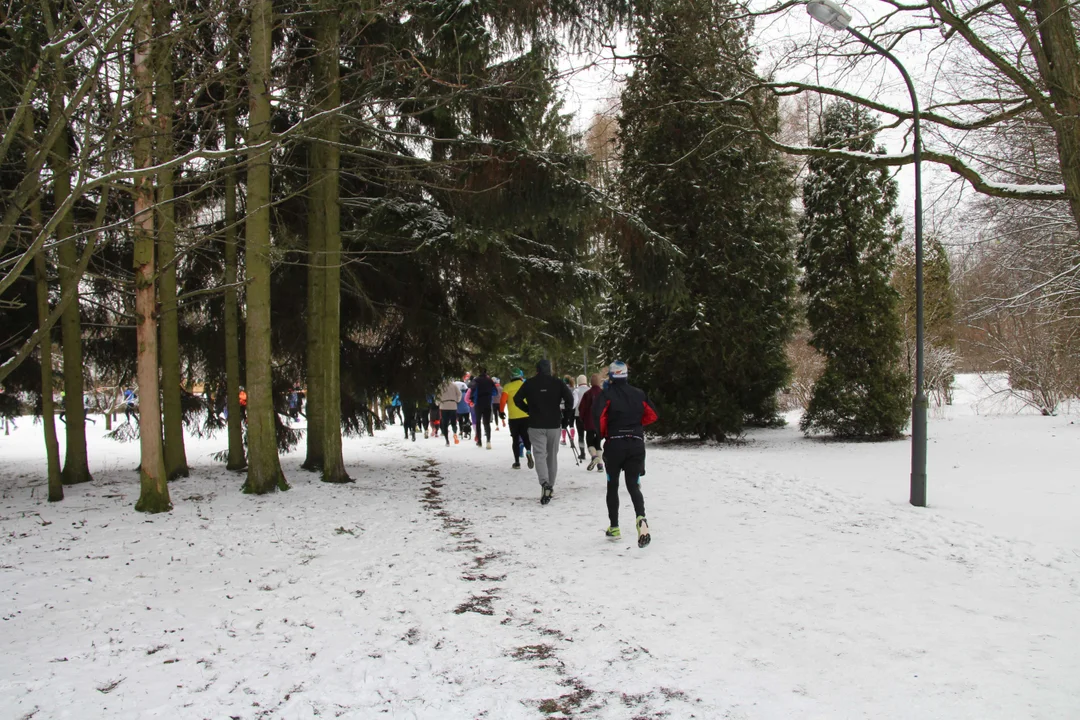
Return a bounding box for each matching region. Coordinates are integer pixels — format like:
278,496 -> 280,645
591,360 -> 657,547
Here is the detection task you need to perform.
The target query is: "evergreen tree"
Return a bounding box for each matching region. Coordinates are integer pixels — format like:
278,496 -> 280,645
222,11 -> 246,471
309,0 -> 349,484
154,0 -> 189,480
893,236 -> 956,350
132,0 -> 171,512
24,116 -> 63,502
261,4 -> 605,438
602,0 -> 798,440
3,0 -> 625,485
798,101 -> 911,439
50,90 -> 93,486
0,11 -> 51,438
893,235 -> 956,401
242,0 -> 288,494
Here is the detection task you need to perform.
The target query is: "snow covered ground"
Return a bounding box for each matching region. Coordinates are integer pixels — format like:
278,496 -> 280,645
1,375 -> 1077,719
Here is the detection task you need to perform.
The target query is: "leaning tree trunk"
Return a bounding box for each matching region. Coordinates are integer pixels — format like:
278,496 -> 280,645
154,0 -> 188,480
223,17 -> 246,471
25,112 -> 63,503
242,0 -> 287,494
133,0 -> 171,513
315,2 -> 349,483
49,92 -> 92,486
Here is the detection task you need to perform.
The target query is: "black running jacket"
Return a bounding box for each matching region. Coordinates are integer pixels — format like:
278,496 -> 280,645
592,379 -> 658,440
472,374 -> 496,404
513,372 -> 575,429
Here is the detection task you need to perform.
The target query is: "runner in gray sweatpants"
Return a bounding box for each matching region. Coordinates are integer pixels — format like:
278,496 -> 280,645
513,359 -> 576,505
528,428 -> 561,490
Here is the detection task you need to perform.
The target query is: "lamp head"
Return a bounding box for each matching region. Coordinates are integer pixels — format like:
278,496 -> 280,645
807,0 -> 852,31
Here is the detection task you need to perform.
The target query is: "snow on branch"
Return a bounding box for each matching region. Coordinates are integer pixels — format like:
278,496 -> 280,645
705,92 -> 1068,202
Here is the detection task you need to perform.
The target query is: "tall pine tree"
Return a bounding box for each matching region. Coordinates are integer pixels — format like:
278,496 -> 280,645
242,0 -> 288,494
798,101 -> 910,439
603,0 -> 798,439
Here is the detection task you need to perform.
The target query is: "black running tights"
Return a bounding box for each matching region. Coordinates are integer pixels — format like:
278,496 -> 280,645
603,439 -> 646,528
508,418 -> 531,462
440,409 -> 458,439
474,404 -> 492,442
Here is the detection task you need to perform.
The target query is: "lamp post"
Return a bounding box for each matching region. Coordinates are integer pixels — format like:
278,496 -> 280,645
806,0 -> 927,507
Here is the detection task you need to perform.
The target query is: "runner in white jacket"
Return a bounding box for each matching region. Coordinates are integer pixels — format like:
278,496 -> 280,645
572,375 -> 589,461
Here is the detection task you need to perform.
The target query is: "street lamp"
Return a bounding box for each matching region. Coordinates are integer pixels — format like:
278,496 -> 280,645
806,0 -> 928,507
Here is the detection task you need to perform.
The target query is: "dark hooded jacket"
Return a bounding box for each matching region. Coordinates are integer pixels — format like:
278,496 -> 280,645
472,373 -> 496,405
513,360 -> 575,429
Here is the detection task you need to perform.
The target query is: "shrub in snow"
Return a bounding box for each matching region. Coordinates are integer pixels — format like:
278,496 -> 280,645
782,330 -> 825,411
925,344 -> 959,407
992,310 -> 1080,415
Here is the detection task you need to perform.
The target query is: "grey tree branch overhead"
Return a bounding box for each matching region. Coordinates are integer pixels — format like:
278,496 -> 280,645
737,0 -> 1080,219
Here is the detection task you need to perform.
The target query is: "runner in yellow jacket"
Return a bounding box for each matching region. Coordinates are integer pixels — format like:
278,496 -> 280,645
501,368 -> 533,469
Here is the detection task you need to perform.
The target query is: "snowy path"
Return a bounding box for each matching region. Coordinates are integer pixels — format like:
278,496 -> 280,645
1,394 -> 1078,718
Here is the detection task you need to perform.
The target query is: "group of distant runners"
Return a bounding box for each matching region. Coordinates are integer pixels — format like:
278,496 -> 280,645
399,359 -> 657,548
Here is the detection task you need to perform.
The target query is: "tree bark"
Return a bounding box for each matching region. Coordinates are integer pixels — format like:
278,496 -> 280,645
49,91 -> 92,486
1032,0 -> 1080,232
224,13 -> 246,472
242,0 -> 288,494
133,0 -> 172,513
303,146 -> 326,472
154,0 -> 188,480
34,250 -> 64,502
25,112 -> 63,503
315,2 -> 349,483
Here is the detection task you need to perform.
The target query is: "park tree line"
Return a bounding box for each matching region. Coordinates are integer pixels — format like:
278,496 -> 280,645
595,0 -> 1080,433
1,0 -> 634,510
3,0 -> 1078,511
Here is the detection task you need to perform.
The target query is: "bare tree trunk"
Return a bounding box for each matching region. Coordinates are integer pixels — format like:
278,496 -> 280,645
154,0 -> 188,480
34,251 -> 63,502
224,13 -> 246,472
133,0 -> 171,513
315,2 -> 349,483
303,149 -> 325,472
1032,0 -> 1080,231
25,112 -> 63,503
242,0 -> 287,494
49,90 -> 92,486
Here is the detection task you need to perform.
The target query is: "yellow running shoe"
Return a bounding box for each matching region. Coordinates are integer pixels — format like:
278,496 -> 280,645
636,516 -> 651,548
